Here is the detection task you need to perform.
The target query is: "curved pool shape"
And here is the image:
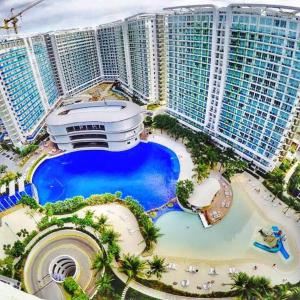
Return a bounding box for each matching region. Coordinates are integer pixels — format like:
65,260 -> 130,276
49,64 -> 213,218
154,181 -> 296,269
33,142 -> 180,210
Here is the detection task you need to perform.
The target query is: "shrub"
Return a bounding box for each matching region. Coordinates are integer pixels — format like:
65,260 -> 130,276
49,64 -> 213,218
9,241 -> 25,258
0,256 -> 14,277
18,195 -> 39,210
64,277 -> 79,294
63,277 -> 89,300
279,158 -> 293,173
15,144 -> 38,157
176,180 -> 194,207
44,196 -> 85,215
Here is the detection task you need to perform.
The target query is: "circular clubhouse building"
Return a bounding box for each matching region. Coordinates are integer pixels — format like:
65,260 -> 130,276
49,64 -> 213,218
46,100 -> 144,151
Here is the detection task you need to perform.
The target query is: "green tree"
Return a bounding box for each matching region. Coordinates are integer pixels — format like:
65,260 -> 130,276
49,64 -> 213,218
94,214 -> 109,233
63,276 -> 79,294
152,114 -> 177,133
143,116 -> 153,127
193,162 -> 210,183
96,273 -> 114,296
82,210 -> 94,226
147,255 -> 167,279
107,241 -> 121,261
18,195 -> 39,210
203,146 -> 220,168
223,159 -> 248,181
0,164 -> 7,174
267,167 -> 285,184
283,197 -> 295,215
141,222 -> 162,251
229,272 -> 272,300
176,180 -> 194,206
101,228 -> 120,245
119,254 -> 147,299
0,256 -> 14,277
92,251 -> 112,276
9,240 -> 25,258
271,183 -> 285,202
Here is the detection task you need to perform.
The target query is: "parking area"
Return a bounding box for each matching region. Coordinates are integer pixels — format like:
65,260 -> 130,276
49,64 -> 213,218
0,149 -> 19,172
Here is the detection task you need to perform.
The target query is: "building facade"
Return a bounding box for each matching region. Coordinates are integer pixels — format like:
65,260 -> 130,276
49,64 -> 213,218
124,14 -> 160,103
0,37 -> 59,146
46,100 -> 143,151
45,28 -> 102,96
165,4 -> 300,172
96,21 -> 121,81
0,4 -> 300,172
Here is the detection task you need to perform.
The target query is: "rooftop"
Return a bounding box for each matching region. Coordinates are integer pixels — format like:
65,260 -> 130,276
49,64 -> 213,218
46,100 -> 142,126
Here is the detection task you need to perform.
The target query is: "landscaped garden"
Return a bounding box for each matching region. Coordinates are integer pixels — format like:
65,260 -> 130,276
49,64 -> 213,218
149,114 -> 248,208
1,194 -> 298,300
263,158 -> 300,217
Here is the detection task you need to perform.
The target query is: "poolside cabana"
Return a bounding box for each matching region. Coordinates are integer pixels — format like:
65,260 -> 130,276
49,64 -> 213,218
8,181 -> 15,196
0,185 -> 6,194
188,178 -> 220,209
18,177 -> 25,193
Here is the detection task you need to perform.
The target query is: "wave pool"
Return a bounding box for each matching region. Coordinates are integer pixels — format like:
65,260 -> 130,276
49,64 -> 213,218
32,142 -> 180,210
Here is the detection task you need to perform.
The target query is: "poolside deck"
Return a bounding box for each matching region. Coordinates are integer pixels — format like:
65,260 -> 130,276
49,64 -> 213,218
203,175 -> 233,226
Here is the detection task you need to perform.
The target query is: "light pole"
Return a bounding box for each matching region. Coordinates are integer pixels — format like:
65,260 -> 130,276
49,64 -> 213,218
5,222 -> 18,238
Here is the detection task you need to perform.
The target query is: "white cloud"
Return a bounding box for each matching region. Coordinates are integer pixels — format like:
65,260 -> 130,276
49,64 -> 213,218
0,0 -> 299,35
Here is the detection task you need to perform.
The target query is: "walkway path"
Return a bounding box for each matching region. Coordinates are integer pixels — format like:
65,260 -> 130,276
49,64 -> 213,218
24,229 -> 100,300
147,132 -> 194,181
283,161 -> 299,198
0,203 -> 144,260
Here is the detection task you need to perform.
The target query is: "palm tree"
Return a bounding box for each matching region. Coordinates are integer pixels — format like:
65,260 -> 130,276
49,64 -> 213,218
92,251 -> 112,276
271,183 -> 285,202
229,272 -> 272,300
147,255 -> 167,279
141,222 -> 163,251
283,197 -> 295,215
267,167 -> 285,184
193,162 -> 210,183
203,146 -> 220,168
83,210 -> 94,226
96,273 -> 114,296
253,275 -> 272,297
285,287 -> 300,300
107,241 -> 121,261
119,254 -> 147,300
94,214 -> 109,232
101,228 -> 120,245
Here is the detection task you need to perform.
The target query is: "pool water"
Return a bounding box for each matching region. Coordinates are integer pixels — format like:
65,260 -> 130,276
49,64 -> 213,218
33,142 -> 180,211
154,181 -> 296,268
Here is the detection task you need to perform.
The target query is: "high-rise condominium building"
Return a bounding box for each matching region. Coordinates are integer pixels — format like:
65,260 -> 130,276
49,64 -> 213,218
0,4 -> 299,173
45,28 -> 102,96
124,14 -> 160,103
0,36 -> 59,146
96,21 -> 128,87
165,4 -> 300,172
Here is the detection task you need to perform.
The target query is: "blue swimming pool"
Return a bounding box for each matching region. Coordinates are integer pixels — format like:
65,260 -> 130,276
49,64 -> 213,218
33,142 -> 180,210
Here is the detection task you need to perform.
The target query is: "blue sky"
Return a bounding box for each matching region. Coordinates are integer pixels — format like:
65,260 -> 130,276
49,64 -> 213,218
0,0 -> 300,35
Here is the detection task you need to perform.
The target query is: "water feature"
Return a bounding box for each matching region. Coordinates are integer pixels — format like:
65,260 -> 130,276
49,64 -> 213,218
32,142 -> 180,211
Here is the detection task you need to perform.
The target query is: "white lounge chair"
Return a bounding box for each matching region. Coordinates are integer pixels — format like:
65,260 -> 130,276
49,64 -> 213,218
167,263 -> 176,270
208,267 -> 218,275
202,283 -> 210,290
181,280 -> 190,287
128,228 -> 137,234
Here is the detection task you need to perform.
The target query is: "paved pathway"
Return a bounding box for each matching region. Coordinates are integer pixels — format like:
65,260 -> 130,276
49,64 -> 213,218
283,161 -> 299,198
24,229 -> 100,300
